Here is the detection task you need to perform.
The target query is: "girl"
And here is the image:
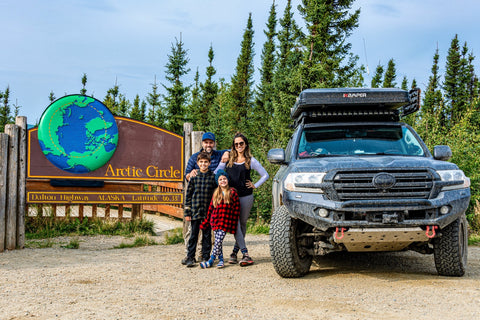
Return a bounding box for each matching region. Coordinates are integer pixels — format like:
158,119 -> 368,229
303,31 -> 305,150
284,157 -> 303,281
200,170 -> 240,268
215,133 -> 269,266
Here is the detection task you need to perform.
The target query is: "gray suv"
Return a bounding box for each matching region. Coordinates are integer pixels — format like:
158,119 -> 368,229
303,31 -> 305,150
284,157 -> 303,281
268,88 -> 471,277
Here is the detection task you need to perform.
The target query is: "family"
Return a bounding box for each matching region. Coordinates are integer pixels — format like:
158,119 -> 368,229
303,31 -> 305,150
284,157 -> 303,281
182,132 -> 269,269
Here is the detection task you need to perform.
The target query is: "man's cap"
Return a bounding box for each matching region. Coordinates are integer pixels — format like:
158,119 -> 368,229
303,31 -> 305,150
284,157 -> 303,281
215,169 -> 229,185
202,132 -> 215,141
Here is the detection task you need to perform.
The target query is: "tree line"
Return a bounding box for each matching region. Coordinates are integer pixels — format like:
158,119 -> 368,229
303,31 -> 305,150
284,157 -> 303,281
1,0 -> 478,229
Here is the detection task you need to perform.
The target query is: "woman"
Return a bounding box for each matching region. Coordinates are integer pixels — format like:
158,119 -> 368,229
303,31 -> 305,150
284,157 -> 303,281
215,132 -> 269,266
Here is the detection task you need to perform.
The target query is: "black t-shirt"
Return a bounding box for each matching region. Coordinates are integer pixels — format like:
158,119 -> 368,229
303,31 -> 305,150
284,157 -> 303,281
225,163 -> 252,197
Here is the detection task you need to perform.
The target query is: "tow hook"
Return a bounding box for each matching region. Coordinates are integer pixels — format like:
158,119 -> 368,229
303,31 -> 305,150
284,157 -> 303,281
335,227 -> 346,240
426,225 -> 438,238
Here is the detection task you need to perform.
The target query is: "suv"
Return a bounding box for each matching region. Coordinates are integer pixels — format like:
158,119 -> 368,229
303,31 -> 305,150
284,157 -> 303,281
268,88 -> 471,277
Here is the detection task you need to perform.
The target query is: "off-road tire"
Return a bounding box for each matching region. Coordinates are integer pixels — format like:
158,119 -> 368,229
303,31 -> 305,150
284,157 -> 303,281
269,205 -> 313,278
433,215 -> 468,277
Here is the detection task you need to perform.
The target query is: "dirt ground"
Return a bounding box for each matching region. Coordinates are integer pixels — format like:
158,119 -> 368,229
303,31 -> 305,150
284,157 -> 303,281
1,233 -> 480,320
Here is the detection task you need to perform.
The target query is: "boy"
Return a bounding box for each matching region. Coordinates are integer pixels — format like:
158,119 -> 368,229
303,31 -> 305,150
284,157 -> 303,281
182,151 -> 216,267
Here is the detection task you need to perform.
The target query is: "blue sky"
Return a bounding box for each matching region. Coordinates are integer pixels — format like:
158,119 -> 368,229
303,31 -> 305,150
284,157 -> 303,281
1,0 -> 479,124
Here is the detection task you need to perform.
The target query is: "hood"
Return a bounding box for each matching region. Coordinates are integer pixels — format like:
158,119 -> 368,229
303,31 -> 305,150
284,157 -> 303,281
290,155 -> 459,173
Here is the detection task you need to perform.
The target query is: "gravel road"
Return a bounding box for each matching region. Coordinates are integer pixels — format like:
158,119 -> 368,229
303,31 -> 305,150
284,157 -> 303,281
1,233 -> 480,320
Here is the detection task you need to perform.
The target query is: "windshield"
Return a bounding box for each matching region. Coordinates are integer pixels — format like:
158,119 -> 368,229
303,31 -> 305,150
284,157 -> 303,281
297,124 -> 425,158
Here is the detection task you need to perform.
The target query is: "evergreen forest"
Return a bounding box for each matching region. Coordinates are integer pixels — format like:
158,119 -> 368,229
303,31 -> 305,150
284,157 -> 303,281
1,0 -> 479,232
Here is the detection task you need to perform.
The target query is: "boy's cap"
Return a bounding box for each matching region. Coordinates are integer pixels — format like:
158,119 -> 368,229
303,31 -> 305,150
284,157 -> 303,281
202,132 -> 215,141
215,169 -> 229,184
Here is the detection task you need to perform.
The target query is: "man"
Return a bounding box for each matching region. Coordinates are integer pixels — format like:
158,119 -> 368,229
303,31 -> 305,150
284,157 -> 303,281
185,132 -> 227,182
182,132 -> 229,264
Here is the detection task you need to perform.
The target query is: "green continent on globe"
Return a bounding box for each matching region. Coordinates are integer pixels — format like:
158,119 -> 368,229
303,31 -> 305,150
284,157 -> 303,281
37,95 -> 119,174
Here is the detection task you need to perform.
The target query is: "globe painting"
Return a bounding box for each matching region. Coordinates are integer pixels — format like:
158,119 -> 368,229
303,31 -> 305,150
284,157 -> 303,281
37,95 -> 119,173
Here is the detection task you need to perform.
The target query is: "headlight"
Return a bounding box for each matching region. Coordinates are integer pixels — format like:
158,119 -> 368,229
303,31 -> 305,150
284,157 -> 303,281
284,172 -> 326,193
437,170 -> 470,190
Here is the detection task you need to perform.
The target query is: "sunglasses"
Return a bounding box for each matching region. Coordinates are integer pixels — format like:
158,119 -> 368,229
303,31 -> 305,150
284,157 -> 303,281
234,141 -> 245,147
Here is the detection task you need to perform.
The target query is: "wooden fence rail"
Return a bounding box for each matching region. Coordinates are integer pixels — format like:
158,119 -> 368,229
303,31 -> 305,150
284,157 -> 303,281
0,117 -> 27,252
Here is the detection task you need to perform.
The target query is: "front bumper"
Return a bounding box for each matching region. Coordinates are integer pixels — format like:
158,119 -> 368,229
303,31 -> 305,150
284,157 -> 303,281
283,188 -> 471,231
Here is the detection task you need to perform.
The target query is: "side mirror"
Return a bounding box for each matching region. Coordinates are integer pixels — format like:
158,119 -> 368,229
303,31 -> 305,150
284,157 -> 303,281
433,145 -> 452,161
267,148 -> 286,164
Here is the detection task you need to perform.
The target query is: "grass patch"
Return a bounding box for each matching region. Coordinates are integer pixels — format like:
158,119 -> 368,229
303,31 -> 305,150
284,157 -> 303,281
247,222 -> 270,235
164,227 -> 184,245
25,238 -> 56,249
114,235 -> 158,249
469,233 -> 480,246
26,215 -> 154,239
61,237 -> 80,249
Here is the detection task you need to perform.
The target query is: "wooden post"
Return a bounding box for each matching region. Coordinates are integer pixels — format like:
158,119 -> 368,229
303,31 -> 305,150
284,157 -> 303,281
118,204 -> 123,219
132,204 -> 142,219
0,133 -> 9,252
16,117 -> 26,249
183,123 -> 192,175
192,131 -> 203,155
5,124 -> 18,250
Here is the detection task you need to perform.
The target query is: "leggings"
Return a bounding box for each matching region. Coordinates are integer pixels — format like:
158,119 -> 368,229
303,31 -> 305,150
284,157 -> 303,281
233,194 -> 254,254
212,229 -> 227,258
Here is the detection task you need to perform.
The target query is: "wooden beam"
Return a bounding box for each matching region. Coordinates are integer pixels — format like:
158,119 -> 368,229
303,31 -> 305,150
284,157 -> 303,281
16,117 -> 27,249
5,124 -> 18,250
0,133 -> 9,252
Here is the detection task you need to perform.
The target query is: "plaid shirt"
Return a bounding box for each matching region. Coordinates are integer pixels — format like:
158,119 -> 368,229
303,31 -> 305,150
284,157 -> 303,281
200,188 -> 240,234
184,170 -> 216,220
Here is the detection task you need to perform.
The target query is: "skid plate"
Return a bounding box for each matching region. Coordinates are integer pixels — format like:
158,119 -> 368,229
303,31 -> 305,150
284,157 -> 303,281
334,227 -> 429,252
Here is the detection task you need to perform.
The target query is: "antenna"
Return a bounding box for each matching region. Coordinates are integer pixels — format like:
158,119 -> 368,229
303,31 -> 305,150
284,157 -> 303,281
363,38 -> 370,75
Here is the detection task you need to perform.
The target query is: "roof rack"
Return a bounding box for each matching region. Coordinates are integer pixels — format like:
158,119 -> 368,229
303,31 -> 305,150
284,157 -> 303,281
291,88 -> 420,126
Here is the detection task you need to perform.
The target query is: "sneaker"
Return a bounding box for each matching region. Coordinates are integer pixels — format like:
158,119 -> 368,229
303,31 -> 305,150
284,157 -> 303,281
200,257 -> 215,269
217,260 -> 225,269
228,253 -> 238,264
239,255 -> 254,267
181,257 -> 196,265
185,258 -> 196,268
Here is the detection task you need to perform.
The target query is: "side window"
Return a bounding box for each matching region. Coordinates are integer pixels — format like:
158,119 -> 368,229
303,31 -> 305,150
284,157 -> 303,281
285,138 -> 293,162
403,127 -> 425,156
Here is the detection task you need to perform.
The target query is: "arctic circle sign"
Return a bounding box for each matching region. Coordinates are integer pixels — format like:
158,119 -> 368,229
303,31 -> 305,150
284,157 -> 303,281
27,95 -> 184,206
37,95 -> 119,173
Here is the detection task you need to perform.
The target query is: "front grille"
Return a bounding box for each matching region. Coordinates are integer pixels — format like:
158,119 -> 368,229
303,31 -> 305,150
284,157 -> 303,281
330,169 -> 435,200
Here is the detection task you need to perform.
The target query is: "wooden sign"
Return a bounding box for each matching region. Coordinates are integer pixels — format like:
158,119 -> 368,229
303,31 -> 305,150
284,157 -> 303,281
27,95 -> 184,206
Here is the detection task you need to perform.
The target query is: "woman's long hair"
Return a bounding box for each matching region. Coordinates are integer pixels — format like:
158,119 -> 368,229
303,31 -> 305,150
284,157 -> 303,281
227,132 -> 252,169
212,184 -> 232,207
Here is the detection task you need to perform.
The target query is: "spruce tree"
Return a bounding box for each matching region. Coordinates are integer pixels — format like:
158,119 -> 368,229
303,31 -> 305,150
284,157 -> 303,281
271,0 -> 303,147
0,86 -> 11,132
228,13 -> 255,136
48,91 -> 56,103
200,45 -> 219,131
103,80 -> 120,114
13,99 -> 20,118
417,48 -> 444,139
146,76 -> 163,126
253,1 -> 277,146
401,76 -> 408,90
208,79 -> 232,149
371,64 -> 384,88
382,59 -> 397,88
411,79 -> 417,89
117,94 -> 131,117
80,73 -> 87,95
298,0 -> 361,88
443,35 -> 462,126
129,94 -> 145,121
186,68 -> 202,129
163,36 -> 191,134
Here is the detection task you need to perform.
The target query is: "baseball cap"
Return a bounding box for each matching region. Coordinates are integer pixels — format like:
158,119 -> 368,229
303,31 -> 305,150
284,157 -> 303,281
202,132 -> 215,141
